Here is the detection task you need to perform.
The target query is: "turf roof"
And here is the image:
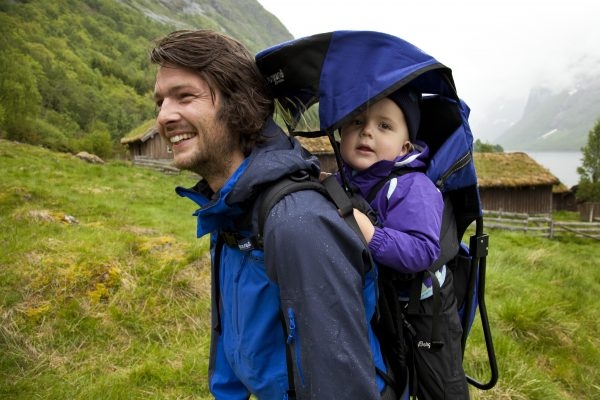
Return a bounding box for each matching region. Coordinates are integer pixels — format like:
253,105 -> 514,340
474,152 -> 560,188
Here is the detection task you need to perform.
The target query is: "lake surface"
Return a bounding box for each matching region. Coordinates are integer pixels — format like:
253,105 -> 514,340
525,151 -> 583,188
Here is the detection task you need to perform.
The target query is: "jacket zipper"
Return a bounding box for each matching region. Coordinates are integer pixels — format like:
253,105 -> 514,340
287,308 -> 305,386
435,151 -> 472,190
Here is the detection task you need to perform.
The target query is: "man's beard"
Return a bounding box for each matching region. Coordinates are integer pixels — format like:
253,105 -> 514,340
173,120 -> 237,181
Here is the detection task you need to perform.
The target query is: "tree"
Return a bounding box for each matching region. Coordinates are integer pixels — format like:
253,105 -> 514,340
0,50 -> 43,141
576,119 -> 600,202
474,139 -> 504,153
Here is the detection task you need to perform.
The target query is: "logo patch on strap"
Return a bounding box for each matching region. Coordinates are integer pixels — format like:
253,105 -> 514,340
266,69 -> 285,85
417,341 -> 431,350
237,238 -> 254,251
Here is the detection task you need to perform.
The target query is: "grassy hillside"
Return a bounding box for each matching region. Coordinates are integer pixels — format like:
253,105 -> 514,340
0,0 -> 291,157
1,139 -> 599,399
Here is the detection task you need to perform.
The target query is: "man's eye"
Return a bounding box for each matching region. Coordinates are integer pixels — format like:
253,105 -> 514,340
180,93 -> 196,102
154,100 -> 163,115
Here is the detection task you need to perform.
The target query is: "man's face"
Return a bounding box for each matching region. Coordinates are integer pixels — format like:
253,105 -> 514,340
153,65 -> 239,177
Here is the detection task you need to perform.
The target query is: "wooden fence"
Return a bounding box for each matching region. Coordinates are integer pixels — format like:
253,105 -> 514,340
132,156 -> 181,174
483,210 -> 600,240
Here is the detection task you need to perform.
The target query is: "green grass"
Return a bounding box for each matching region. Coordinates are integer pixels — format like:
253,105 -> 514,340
0,139 -> 211,399
464,232 -> 600,399
1,139 -> 599,399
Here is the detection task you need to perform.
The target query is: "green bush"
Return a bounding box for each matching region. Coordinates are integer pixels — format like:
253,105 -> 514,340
576,119 -> 600,201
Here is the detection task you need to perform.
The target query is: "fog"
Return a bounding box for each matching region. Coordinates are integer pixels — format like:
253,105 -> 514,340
257,0 -> 600,128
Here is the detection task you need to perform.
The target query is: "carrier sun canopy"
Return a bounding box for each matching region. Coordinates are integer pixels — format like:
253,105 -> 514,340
255,30 -> 458,133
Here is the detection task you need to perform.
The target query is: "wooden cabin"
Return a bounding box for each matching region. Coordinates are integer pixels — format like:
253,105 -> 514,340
552,182 -> 577,212
474,152 -> 560,215
296,135 -> 338,173
120,120 -> 173,162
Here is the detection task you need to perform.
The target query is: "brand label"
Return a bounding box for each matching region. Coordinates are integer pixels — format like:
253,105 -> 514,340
237,238 -> 254,251
266,69 -> 285,85
417,341 -> 431,349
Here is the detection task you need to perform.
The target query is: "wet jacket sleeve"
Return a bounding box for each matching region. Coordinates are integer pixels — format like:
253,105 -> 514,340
369,173 -> 443,274
263,189 -> 381,400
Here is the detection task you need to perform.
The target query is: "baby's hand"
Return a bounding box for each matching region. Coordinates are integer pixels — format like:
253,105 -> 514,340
353,208 -> 375,243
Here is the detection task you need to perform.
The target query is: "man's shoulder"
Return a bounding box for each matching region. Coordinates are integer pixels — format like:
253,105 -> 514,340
256,174 -> 363,242
268,187 -> 336,220
262,187 -> 347,236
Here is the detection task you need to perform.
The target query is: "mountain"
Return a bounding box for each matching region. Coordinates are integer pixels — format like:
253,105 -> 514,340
120,0 -> 291,53
469,95 -> 526,144
477,60 -> 600,151
0,0 -> 292,156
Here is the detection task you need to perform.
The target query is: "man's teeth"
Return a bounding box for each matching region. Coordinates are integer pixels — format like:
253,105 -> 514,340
170,133 -> 195,144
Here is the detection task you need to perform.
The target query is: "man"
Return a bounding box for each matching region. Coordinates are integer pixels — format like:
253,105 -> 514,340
150,30 -> 390,399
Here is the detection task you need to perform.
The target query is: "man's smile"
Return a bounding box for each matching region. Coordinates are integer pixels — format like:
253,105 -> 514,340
169,132 -> 196,145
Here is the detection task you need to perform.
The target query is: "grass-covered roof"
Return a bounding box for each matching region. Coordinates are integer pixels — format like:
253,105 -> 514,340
296,136 -> 332,154
474,152 -> 560,188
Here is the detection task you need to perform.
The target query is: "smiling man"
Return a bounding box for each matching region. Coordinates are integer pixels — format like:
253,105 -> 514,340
149,30 -> 391,400
154,64 -> 243,190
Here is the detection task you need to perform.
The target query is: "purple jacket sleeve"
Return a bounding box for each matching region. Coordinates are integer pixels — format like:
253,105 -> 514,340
368,173 -> 443,274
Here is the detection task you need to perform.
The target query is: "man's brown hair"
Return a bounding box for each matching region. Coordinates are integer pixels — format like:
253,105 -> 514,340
150,30 -> 274,155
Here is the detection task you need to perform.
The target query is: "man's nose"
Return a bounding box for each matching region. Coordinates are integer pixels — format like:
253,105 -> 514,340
156,99 -> 179,127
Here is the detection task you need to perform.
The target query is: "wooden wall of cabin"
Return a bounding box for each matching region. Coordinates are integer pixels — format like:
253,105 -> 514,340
478,185 -> 553,214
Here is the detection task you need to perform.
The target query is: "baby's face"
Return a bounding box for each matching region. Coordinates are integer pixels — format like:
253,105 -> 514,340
339,98 -> 411,171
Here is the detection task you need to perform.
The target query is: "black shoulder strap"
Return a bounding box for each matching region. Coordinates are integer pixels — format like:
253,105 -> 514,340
255,172 -> 372,252
366,167 -> 425,203
321,175 -> 372,250
255,171 -> 327,248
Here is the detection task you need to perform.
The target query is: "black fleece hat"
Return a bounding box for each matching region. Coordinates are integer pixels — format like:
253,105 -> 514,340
387,88 -> 421,142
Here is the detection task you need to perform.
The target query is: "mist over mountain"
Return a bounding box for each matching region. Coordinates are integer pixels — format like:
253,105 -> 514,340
472,55 -> 600,151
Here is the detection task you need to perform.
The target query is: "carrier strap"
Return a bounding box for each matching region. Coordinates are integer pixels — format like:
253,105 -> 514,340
375,267 -> 411,395
255,171 -> 327,249
322,175 -> 372,252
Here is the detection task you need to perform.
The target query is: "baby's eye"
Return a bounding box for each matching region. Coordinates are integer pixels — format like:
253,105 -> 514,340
379,122 -> 391,130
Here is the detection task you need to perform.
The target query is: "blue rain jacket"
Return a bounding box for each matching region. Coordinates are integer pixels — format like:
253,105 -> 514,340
176,119 -> 386,400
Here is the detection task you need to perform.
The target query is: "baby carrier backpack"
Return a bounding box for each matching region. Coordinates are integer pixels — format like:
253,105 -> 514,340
254,30 -> 498,398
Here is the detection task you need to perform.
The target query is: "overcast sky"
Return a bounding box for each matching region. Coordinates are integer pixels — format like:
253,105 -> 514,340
256,0 -> 600,118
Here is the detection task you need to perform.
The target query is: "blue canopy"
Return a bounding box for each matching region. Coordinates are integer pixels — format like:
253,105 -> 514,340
256,30 -> 457,132
256,31 -> 482,231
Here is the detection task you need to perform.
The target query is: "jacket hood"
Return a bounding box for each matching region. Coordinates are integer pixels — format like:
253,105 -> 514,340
176,118 -> 320,237
343,140 -> 430,198
227,118 -> 321,205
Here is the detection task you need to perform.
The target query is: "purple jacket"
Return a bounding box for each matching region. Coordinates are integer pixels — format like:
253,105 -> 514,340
342,142 -> 443,274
